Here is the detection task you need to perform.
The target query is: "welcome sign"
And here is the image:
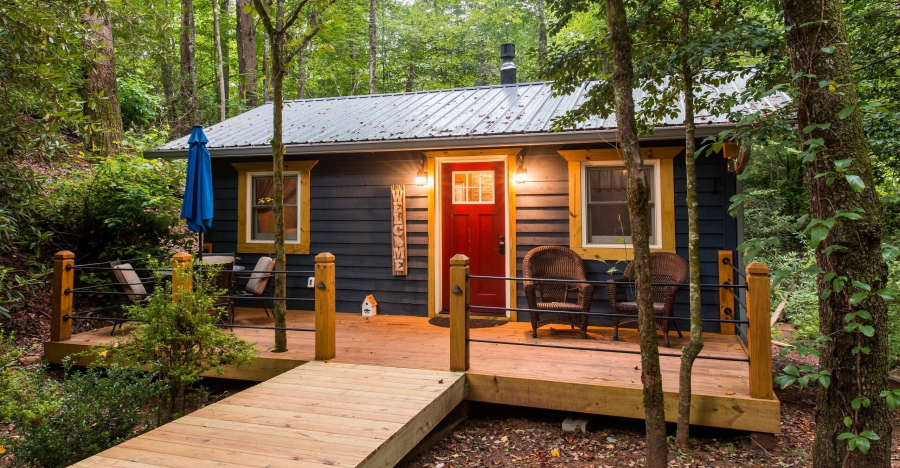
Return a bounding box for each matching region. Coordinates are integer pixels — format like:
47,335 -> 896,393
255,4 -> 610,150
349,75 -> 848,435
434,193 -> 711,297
390,184 -> 408,276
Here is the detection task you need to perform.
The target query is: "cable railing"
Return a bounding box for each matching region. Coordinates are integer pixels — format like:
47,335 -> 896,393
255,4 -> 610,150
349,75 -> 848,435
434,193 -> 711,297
49,250 -> 339,361
447,252 -> 776,401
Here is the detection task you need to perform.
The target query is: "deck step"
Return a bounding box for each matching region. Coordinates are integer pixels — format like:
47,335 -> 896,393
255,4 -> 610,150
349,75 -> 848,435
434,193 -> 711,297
70,361 -> 466,468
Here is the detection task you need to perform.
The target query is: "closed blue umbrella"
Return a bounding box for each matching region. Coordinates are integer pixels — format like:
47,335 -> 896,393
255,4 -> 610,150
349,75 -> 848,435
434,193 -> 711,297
181,125 -> 214,260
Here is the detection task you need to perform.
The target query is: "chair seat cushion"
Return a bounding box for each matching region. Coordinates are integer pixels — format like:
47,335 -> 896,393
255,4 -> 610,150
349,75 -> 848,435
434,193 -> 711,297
535,302 -> 583,312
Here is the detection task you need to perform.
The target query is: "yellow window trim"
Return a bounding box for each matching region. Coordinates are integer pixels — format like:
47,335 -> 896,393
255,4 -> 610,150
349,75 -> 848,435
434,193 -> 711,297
233,161 -> 317,255
558,148 -> 682,261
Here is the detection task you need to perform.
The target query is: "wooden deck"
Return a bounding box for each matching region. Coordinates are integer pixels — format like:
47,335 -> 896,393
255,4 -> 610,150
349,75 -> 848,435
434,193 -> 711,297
70,361 -> 466,468
45,308 -> 780,434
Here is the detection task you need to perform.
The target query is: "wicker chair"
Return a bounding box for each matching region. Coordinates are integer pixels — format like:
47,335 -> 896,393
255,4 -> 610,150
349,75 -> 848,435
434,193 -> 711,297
523,246 -> 594,338
607,252 -> 688,347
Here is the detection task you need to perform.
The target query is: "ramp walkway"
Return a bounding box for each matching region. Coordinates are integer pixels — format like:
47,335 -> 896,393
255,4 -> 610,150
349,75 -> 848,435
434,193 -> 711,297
71,361 -> 466,468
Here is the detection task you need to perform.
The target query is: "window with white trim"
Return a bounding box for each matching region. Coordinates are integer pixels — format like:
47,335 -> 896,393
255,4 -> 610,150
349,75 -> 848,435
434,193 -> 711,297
249,173 -> 300,242
582,159 -> 661,249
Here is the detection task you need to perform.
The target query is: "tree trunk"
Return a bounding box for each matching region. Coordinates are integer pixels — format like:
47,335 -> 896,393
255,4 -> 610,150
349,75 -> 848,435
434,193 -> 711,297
269,0 -> 288,352
675,0 -> 703,450
236,0 -> 258,108
368,0 -> 377,94
350,40 -> 360,95
536,0 -> 547,77
781,1 -> 893,466
213,0 -> 226,122
263,38 -> 271,102
221,0 -> 231,116
160,0 -> 176,123
297,45 -> 307,99
604,0 -> 667,466
405,39 -> 419,92
179,0 -> 199,133
82,6 -> 124,156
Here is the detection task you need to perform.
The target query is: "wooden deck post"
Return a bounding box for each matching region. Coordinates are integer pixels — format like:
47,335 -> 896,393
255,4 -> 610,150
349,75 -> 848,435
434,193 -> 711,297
746,262 -> 774,400
315,252 -> 336,361
449,254 -> 470,372
718,250 -> 735,335
51,251 -> 75,342
171,252 -> 193,302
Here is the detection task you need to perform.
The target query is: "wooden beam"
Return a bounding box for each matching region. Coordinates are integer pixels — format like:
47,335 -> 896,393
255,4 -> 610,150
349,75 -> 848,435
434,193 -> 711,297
449,254 -> 470,372
315,252 -> 336,360
465,372 -> 781,434
558,147 -> 684,162
746,262 -> 774,400
718,250 -> 736,335
427,157 -> 437,318
423,148 -> 522,158
50,251 -> 75,342
506,154 -> 517,321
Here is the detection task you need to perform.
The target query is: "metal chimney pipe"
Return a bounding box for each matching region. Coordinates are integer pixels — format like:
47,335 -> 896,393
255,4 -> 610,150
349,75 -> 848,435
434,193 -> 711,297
500,43 -> 516,85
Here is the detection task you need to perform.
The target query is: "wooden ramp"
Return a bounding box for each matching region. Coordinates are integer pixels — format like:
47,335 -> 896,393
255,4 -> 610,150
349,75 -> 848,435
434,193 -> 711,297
71,361 -> 466,468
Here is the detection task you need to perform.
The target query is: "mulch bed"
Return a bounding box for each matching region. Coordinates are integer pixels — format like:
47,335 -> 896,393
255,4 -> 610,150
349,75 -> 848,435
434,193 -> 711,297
402,348 -> 900,468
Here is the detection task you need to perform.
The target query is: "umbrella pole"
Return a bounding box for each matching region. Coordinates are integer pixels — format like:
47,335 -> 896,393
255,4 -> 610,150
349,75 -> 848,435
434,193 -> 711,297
199,231 -> 203,261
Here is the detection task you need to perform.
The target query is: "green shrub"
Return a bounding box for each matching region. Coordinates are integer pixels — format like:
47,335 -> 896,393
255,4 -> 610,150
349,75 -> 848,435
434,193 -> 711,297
2,364 -> 158,468
38,154 -> 189,262
118,77 -> 163,129
0,332 -> 158,468
99,261 -> 258,423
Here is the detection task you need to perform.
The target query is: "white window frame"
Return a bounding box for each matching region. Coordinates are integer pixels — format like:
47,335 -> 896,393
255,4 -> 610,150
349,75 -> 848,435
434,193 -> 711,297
580,159 -> 663,250
450,170 -> 496,205
245,170 -> 303,245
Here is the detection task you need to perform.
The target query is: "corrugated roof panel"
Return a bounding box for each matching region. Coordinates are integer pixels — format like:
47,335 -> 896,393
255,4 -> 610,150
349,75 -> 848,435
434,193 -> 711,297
158,79 -> 787,152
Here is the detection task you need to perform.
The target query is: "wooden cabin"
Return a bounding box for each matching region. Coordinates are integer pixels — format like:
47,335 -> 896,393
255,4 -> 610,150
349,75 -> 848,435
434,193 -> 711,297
46,58 -> 785,462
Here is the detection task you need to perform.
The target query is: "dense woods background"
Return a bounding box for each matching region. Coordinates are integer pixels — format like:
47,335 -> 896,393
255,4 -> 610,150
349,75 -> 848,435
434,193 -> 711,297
0,0 -> 899,466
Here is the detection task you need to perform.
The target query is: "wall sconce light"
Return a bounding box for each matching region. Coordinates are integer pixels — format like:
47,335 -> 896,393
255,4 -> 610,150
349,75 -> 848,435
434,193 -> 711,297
514,155 -> 528,183
415,158 -> 428,186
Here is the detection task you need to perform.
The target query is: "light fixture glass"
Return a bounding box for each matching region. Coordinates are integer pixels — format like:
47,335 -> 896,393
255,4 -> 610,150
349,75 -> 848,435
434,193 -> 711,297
514,156 -> 528,183
415,159 -> 428,186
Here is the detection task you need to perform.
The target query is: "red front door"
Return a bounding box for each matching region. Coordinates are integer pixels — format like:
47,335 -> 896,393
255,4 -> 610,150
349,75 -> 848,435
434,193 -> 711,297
441,161 -> 507,314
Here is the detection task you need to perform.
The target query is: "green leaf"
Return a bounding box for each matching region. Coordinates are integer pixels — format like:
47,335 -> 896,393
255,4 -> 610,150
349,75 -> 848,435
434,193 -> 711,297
819,375 -> 830,387
850,292 -> 869,305
875,288 -> 899,301
859,325 -> 875,337
774,375 -> 795,389
851,281 -> 871,291
843,417 -> 852,427
838,431 -> 854,439
859,430 -> 880,441
855,310 -> 872,320
851,396 -> 870,410
821,45 -> 836,54
838,105 -> 855,119
854,436 -> 870,454
845,174 -> 865,192
783,365 -> 800,377
810,225 -> 830,248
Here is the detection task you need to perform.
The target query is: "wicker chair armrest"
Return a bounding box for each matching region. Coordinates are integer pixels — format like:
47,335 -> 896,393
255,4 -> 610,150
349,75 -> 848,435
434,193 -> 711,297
606,277 -> 630,306
662,285 -> 680,312
523,281 -> 538,309
576,283 -> 594,312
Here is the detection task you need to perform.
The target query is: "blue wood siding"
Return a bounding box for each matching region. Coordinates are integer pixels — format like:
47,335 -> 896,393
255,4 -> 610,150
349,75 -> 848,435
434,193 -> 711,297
208,142 -> 740,331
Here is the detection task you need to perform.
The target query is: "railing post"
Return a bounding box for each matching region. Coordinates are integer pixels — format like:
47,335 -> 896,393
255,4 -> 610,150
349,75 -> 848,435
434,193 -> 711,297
449,254 -> 470,372
171,252 -> 193,302
746,262 -> 773,400
51,251 -> 75,342
315,252 -> 336,361
718,250 -> 735,335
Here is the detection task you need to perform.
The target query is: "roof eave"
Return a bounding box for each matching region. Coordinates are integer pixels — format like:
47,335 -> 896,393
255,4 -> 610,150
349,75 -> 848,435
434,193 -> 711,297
143,124 -> 736,159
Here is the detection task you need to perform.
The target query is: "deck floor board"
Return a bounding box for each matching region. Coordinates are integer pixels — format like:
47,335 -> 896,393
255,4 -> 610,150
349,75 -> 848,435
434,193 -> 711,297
70,361 -> 466,468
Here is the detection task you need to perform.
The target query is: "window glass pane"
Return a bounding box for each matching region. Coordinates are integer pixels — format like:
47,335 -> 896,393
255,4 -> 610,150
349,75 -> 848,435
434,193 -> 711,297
585,164 -> 656,245
254,177 -> 274,205
284,176 -> 298,205
481,184 -> 493,202
253,207 -> 274,240
284,207 -> 298,241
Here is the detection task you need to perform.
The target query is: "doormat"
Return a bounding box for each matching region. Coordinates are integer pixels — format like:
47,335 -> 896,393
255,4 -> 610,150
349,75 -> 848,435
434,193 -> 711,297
428,317 -> 507,329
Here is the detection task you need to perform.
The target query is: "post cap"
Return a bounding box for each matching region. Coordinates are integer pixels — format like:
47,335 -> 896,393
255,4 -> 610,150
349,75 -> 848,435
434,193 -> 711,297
316,252 -> 336,263
449,254 -> 470,266
172,252 -> 193,262
746,262 -> 769,276
55,251 -> 75,260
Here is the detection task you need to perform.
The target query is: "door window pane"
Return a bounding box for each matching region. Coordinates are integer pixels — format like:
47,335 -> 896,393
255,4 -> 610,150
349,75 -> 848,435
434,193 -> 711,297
452,171 -> 495,204
251,175 -> 299,241
585,165 -> 656,245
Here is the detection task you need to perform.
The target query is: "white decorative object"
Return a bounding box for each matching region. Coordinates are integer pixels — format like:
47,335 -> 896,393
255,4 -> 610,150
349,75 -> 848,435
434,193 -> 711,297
362,295 -> 378,316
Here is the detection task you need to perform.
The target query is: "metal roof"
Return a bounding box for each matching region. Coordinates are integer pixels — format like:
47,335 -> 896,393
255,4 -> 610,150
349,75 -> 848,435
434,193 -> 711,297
150,77 -> 786,157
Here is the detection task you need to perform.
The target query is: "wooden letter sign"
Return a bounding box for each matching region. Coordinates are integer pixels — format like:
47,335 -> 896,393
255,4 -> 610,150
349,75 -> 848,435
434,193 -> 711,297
390,184 -> 408,276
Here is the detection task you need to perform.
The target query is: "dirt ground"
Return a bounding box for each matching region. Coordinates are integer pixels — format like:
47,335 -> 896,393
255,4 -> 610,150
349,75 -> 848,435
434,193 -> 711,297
402,349 -> 900,468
